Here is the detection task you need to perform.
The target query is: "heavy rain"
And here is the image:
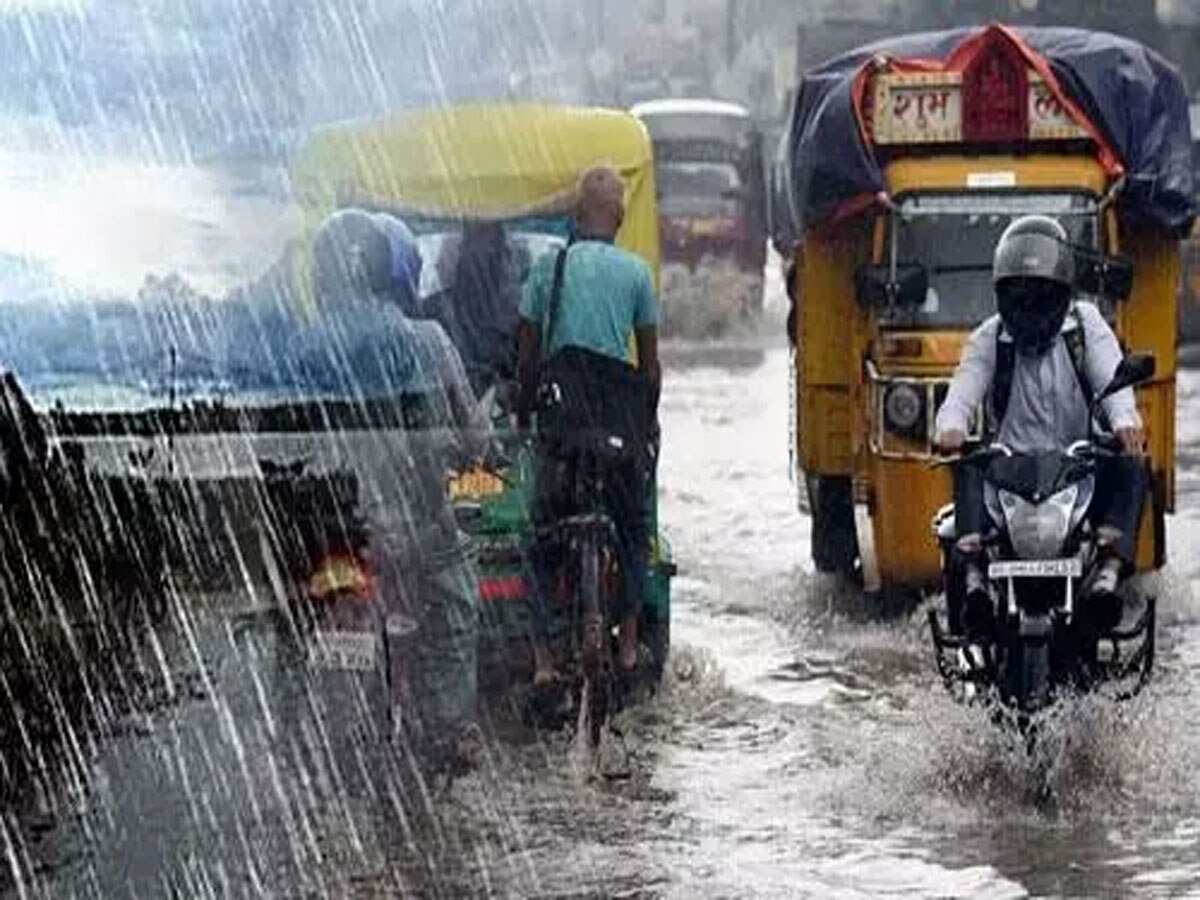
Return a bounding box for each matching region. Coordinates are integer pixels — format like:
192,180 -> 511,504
0,1 -> 1196,897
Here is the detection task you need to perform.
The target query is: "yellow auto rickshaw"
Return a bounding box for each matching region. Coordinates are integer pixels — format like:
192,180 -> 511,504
288,103 -> 676,686
778,25 -> 1195,598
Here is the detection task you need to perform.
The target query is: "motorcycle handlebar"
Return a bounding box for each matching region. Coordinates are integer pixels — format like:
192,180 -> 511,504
929,442 -> 1012,469
1067,438 -> 1118,459
932,439 -> 1118,470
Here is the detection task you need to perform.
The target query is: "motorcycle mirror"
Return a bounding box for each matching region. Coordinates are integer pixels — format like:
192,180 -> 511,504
1095,353 -> 1155,408
1075,251 -> 1135,302
855,262 -> 929,309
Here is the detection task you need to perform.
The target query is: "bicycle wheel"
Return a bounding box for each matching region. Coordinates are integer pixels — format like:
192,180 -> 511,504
579,529 -> 611,749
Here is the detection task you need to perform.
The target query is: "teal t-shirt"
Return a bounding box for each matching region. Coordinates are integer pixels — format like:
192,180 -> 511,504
518,240 -> 659,363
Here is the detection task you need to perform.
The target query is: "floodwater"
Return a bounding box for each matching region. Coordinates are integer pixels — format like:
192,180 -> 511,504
3,155 -> 1200,898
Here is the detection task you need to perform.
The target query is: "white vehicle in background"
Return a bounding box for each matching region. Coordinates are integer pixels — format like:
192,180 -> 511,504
632,99 -> 768,338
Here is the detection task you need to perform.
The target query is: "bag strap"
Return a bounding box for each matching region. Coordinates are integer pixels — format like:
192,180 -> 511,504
1061,306 -> 1093,406
544,244 -> 570,354
989,335 -> 1016,437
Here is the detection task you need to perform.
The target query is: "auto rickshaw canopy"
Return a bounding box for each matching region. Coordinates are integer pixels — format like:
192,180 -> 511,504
289,103 -> 662,297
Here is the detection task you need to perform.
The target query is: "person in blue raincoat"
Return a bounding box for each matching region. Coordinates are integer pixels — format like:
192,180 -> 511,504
309,208 -> 489,769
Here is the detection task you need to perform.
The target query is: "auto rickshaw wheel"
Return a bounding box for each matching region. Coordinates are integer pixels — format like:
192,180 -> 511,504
807,475 -> 859,577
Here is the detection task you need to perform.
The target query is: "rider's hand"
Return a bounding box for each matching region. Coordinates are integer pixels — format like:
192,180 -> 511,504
1116,426 -> 1145,457
934,429 -> 966,454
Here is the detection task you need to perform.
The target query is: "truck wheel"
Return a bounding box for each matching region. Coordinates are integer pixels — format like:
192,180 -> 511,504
866,583 -> 924,619
807,475 -> 859,577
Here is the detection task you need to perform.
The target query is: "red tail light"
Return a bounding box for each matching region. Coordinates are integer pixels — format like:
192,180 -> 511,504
480,576 -> 527,602
306,554 -> 376,602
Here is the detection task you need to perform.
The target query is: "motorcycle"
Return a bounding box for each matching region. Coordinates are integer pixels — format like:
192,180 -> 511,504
258,461 -> 419,794
928,355 -> 1158,723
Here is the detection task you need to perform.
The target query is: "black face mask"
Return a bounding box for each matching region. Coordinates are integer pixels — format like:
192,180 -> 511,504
996,277 -> 1071,355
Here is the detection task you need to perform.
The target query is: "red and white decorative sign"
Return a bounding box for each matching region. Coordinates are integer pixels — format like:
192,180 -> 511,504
871,70 -> 1088,145
1027,76 -> 1088,140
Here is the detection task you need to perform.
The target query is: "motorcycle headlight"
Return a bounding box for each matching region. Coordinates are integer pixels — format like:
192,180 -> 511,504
883,383 -> 925,437
998,485 -> 1079,560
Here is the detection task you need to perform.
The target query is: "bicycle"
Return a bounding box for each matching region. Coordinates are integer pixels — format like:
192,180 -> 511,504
538,427 -> 633,750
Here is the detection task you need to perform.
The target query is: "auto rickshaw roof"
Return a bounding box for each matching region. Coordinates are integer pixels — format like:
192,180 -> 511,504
291,104 -> 656,222
288,104 -> 661,304
774,24 -> 1197,249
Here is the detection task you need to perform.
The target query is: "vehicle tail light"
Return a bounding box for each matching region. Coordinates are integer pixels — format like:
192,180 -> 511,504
306,553 -> 376,602
479,576 -> 527,602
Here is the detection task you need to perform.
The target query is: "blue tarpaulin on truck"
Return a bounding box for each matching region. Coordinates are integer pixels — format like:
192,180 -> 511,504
773,24 -> 1197,252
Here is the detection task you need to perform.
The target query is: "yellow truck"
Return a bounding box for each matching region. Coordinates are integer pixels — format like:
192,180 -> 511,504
776,25 -> 1197,598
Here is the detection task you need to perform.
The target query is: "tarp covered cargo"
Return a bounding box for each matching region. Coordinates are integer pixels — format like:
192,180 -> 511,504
774,24 -> 1198,251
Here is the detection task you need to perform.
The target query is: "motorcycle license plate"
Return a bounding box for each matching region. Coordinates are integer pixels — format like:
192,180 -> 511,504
448,467 -> 506,500
310,630 -> 379,672
988,558 -> 1082,579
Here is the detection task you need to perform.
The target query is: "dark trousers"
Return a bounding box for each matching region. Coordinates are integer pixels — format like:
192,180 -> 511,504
529,448 -> 649,641
527,347 -> 655,642
954,455 -> 1147,563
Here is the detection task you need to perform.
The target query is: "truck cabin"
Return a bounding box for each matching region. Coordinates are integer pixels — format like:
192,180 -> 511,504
851,40 -> 1157,460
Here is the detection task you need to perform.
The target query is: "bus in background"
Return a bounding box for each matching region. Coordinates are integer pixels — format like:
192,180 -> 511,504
632,99 -> 768,338
1183,102 -> 1200,343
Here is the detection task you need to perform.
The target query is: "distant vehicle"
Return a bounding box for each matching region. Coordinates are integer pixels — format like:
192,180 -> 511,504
632,99 -> 768,336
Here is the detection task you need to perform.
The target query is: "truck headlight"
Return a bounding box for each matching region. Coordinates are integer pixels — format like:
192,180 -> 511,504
883,383 -> 925,437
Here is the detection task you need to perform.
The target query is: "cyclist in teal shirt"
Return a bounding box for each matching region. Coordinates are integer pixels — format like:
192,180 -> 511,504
517,165 -> 662,687
518,225 -> 659,362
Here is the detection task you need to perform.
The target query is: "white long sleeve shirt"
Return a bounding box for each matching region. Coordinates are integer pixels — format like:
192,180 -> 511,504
934,301 -> 1141,454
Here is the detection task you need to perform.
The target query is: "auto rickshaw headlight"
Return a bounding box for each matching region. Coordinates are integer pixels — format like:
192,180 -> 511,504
883,383 -> 925,436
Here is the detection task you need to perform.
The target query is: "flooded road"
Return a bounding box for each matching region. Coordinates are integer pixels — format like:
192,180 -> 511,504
6,342 -> 1200,897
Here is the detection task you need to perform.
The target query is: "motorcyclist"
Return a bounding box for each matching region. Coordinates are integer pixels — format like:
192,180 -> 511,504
309,208 -> 490,769
516,165 -> 661,686
934,214 -> 1146,636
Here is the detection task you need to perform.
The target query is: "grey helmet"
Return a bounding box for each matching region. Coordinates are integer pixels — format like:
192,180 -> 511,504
993,215 -> 1075,353
311,208 -> 395,300
993,214 -> 1074,286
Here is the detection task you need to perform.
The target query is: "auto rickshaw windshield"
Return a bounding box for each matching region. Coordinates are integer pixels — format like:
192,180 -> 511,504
655,161 -> 744,218
885,192 -> 1100,328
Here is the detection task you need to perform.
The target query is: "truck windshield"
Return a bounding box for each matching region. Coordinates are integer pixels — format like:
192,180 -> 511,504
886,192 -> 1100,328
